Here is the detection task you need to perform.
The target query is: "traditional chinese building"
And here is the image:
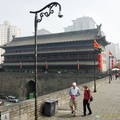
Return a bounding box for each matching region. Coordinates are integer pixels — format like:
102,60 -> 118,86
1,25 -> 110,73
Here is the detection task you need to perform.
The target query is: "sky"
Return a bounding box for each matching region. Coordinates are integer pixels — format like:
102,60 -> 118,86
0,0 -> 120,44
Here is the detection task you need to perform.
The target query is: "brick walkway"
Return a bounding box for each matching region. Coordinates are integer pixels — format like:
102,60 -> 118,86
40,78 -> 120,120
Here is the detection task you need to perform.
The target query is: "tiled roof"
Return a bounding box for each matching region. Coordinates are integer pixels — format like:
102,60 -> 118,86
3,27 -> 108,47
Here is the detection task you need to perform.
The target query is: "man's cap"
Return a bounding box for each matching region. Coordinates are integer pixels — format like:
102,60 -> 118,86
72,82 -> 76,86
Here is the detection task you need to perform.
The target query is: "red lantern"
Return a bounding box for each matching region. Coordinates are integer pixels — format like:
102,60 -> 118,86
98,54 -> 102,59
98,54 -> 102,69
118,63 -> 120,69
111,59 -> 114,68
98,63 -> 102,68
98,59 -> 102,63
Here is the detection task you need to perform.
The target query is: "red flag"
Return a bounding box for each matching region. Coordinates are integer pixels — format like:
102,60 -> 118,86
46,60 -> 48,69
20,61 -> 22,69
109,51 -> 112,55
94,40 -> 101,48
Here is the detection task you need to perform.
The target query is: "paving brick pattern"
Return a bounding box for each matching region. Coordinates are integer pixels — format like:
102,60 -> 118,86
40,78 -> 120,120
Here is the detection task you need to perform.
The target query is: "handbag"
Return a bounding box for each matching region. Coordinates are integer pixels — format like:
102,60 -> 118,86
87,90 -> 93,102
71,95 -> 76,99
90,96 -> 93,101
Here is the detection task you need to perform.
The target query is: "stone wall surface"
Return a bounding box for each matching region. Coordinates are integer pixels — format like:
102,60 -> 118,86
0,73 -> 98,100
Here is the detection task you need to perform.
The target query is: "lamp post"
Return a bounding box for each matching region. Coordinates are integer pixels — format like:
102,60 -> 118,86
30,2 -> 63,120
109,55 -> 111,83
94,48 -> 96,92
94,48 -> 102,92
109,55 -> 114,83
0,111 -> 1,120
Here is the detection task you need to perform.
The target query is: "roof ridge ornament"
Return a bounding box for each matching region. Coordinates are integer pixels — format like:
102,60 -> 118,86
12,35 -> 15,40
96,24 -> 102,30
96,24 -> 102,37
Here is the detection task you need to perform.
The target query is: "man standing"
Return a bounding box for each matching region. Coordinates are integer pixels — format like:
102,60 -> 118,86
69,82 -> 80,117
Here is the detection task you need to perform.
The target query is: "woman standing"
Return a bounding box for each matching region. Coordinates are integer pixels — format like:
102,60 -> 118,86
83,85 -> 92,116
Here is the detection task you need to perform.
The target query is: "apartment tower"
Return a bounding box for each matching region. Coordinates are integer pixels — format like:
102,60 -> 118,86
0,21 -> 21,63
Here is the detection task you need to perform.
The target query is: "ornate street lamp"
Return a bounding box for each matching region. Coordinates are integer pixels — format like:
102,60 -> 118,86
30,2 -> 63,120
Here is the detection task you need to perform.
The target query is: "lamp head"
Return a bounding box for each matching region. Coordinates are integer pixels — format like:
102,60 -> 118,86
58,11 -> 63,18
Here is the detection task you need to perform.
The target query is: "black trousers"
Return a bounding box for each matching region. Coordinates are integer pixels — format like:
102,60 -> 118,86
83,100 -> 92,115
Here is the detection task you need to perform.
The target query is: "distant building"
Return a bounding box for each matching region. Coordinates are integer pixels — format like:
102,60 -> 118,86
64,16 -> 96,32
0,21 -> 21,63
37,28 -> 51,35
1,25 -> 109,73
106,42 -> 120,69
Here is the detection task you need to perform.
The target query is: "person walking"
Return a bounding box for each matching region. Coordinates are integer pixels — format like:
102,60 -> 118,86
69,82 -> 80,117
83,85 -> 92,116
115,73 -> 119,80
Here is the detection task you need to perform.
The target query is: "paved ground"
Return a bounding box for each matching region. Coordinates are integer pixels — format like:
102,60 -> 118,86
40,77 -> 120,120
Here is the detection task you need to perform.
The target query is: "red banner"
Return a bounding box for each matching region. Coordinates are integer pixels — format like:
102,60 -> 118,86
46,61 -> 48,69
20,61 -> 22,69
77,60 -> 80,70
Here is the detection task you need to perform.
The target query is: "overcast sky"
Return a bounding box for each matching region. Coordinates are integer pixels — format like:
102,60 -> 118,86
0,0 -> 120,44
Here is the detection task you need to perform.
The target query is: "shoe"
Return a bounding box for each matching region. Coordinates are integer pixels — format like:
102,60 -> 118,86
88,113 -> 92,115
73,110 -> 77,117
71,110 -> 74,114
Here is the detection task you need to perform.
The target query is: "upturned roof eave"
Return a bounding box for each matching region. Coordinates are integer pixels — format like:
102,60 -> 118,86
95,36 -> 110,46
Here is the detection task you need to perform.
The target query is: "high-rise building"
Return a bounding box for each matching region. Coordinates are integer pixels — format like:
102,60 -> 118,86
106,42 -> 120,69
0,21 -> 21,63
64,16 -> 96,32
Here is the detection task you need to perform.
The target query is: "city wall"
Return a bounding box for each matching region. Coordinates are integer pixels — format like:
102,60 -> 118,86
0,73 -> 102,100
0,76 -> 109,120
